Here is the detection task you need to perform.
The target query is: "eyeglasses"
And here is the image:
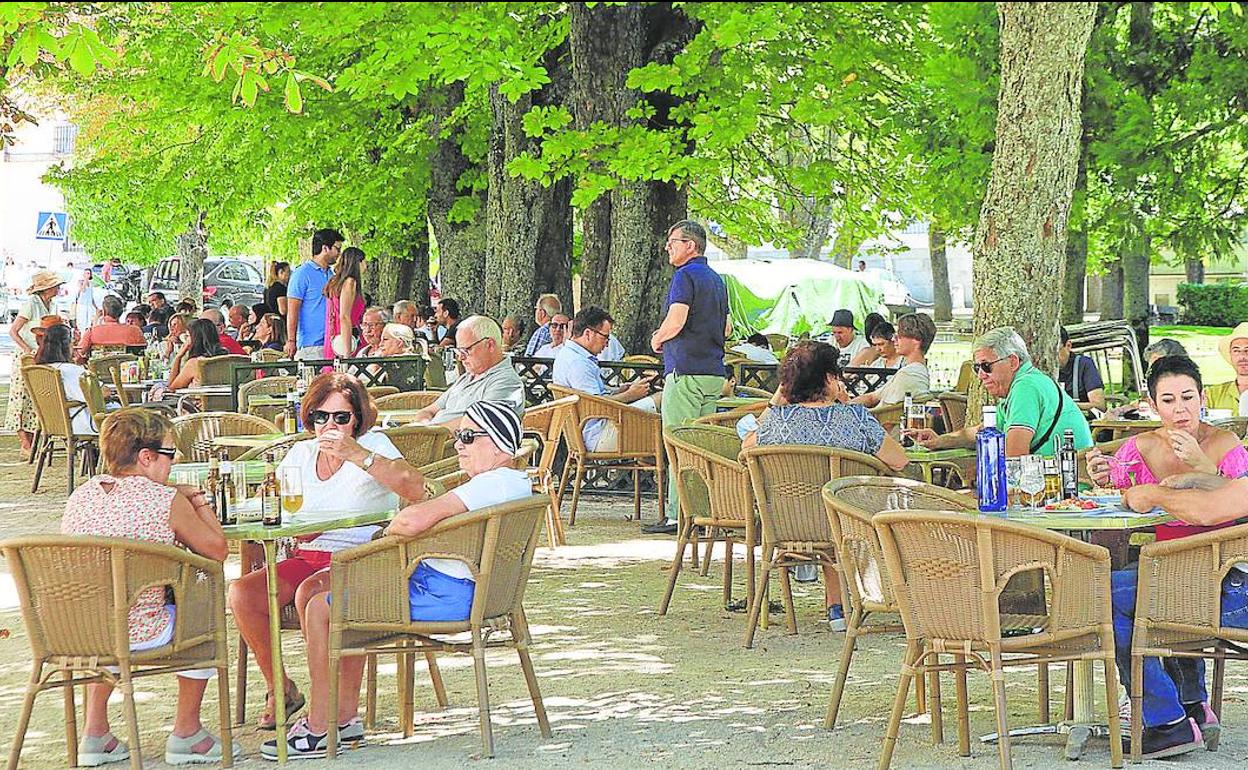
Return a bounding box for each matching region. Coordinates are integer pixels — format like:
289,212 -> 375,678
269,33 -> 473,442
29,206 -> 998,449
453,429 -> 490,445
144,445 -> 177,459
971,357 -> 1008,375
362,321 -> 385,328
310,410 -> 353,426
665,238 -> 693,246
453,337 -> 490,358
585,326 -> 610,340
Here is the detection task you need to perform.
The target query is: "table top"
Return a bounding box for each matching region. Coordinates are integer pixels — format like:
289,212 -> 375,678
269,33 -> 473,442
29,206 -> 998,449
222,504 -> 394,540
905,447 -> 975,462
177,385 -> 233,397
1089,418 -> 1161,430
248,395 -> 289,406
1000,505 -> 1173,531
210,433 -> 285,449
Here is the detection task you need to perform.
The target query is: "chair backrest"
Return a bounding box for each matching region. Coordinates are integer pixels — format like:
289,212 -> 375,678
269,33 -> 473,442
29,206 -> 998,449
870,401 -> 904,431
423,352 -> 448,389
171,412 -> 279,462
382,424 -> 454,467
23,364 -> 76,439
88,354 -> 137,407
375,390 -> 442,411
548,384 -> 660,456
81,371 -> 107,424
665,424 -> 753,527
734,385 -> 773,400
0,535 -> 223,660
198,354 -> 251,387
874,510 -> 1111,645
367,385 -> 399,399
1211,416 -> 1248,439
1135,523 -> 1248,643
822,477 -> 975,611
238,375 -> 297,421
938,392 -> 968,433
741,444 -> 895,545
953,361 -> 974,394
765,333 -> 789,354
252,348 -> 286,363
522,394 -> 578,444
694,400 -> 770,429
235,433 -> 306,462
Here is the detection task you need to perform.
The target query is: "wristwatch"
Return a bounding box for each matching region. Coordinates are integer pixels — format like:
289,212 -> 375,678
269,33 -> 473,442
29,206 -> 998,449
360,451 -> 378,471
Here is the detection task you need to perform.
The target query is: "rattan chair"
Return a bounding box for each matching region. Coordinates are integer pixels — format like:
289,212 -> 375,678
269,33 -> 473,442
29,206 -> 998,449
2,535 -> 233,770
765,333 -> 789,355
938,392 -> 968,433
522,397 -> 578,547
23,364 -> 99,493
952,361 -> 975,394
367,385 -> 399,399
252,347 -> 286,363
821,477 -> 976,729
734,385 -> 773,399
694,399 -> 770,429
549,385 -> 666,525
1127,523 -> 1248,761
870,402 -> 905,432
873,511 -> 1122,770
1210,416 -> 1248,438
375,391 -> 443,412
170,412 -> 278,462
740,444 -> 898,648
197,354 -> 252,411
383,424 -> 455,468
237,375 -> 297,422
324,495 -> 553,758
88,353 -> 137,408
659,424 -> 757,615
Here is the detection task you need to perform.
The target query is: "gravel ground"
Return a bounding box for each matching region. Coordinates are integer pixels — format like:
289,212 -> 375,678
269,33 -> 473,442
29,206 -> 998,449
1,434 -> 1246,769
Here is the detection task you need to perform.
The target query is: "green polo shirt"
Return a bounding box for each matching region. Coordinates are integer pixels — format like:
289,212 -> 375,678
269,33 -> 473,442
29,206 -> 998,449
998,362 -> 1093,456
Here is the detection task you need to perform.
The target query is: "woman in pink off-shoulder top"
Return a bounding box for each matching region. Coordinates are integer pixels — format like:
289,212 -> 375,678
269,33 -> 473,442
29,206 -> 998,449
1087,355 -> 1248,541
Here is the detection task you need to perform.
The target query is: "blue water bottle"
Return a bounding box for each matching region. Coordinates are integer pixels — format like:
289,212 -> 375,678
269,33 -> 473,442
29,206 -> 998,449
976,405 -> 1007,513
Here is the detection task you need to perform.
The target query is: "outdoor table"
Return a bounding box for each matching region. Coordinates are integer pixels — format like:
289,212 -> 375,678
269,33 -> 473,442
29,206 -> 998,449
903,447 -> 975,487
223,502 -> 396,763
980,503 -> 1174,760
176,384 -> 233,399
1089,418 -> 1160,442
210,433 -> 285,451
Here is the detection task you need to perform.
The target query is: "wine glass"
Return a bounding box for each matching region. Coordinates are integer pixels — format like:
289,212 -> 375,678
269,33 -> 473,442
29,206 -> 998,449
1018,455 -> 1046,511
280,467 -> 303,515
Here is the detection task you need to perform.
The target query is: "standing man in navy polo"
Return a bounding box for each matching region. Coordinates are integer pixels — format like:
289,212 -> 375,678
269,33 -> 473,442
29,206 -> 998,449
645,219 -> 731,534
284,228 -> 343,360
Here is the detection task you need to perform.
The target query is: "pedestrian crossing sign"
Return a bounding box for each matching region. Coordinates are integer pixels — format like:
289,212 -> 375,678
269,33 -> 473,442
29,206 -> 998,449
36,211 -> 68,241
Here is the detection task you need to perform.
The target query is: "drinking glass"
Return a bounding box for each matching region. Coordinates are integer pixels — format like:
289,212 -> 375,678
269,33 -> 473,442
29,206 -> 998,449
1005,458 -> 1022,508
1018,455 -> 1046,511
280,467 -> 303,515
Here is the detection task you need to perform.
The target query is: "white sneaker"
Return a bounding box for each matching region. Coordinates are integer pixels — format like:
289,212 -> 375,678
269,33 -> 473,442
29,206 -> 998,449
79,733 -> 129,767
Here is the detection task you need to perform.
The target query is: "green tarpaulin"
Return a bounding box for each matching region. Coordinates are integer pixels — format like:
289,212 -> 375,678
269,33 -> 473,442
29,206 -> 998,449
710,258 -> 889,336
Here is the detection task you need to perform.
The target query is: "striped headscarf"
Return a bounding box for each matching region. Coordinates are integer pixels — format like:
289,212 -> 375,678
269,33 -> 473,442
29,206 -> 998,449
465,400 -> 522,456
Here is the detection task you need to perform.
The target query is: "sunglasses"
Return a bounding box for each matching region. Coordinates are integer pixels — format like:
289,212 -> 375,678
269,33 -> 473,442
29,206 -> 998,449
453,429 -> 490,445
971,357 -> 1008,375
550,322 -> 569,330
145,446 -> 177,459
310,410 -> 354,426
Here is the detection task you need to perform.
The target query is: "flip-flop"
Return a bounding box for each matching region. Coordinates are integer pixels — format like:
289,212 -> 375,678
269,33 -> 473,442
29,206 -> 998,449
259,687 -> 307,731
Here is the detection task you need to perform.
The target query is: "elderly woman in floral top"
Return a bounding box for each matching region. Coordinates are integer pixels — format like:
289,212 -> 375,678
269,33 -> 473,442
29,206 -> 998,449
742,340 -> 908,630
61,408 -> 235,766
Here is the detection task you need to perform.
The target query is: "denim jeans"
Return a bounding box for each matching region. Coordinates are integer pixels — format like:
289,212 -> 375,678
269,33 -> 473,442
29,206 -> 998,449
1111,566 -> 1248,727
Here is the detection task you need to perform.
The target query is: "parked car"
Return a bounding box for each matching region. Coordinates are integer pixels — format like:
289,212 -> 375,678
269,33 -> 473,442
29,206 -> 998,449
148,256 -> 266,310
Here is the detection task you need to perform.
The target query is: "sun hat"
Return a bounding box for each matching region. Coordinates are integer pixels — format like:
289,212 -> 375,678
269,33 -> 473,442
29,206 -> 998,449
28,269 -> 66,294
1217,322 -> 1248,365
830,309 -> 855,329
464,400 -> 522,456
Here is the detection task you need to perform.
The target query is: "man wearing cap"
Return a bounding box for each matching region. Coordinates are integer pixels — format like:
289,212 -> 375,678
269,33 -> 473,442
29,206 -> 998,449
6,269 -> 66,452
1205,322 -> 1248,415
76,295 -> 146,362
280,401 -> 533,759
829,309 -> 869,367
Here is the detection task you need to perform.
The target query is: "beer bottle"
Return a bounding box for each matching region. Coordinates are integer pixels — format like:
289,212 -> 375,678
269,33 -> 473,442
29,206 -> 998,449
261,451 -> 282,527
901,394 -> 914,448
215,451 -> 236,526
1059,429 -> 1079,500
205,455 -> 223,524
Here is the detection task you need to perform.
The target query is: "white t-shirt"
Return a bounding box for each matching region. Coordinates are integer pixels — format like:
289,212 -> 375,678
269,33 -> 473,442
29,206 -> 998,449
534,342 -> 563,359
875,361 -> 931,405
838,334 -> 869,366
53,363 -> 96,435
278,430 -> 403,552
428,466 -> 532,580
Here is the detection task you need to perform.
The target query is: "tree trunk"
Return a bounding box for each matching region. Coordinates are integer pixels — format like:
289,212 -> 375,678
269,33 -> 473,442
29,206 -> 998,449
607,181 -> 682,353
1061,142 -> 1089,325
569,2 -> 644,308
929,226 -> 953,322
533,176 -> 574,307
707,231 -> 750,259
971,2 -> 1095,409
372,224 -> 429,310
1122,228 -> 1151,355
1184,258 -> 1204,284
428,83 -> 487,316
1100,260 -> 1124,319
175,211 -> 208,311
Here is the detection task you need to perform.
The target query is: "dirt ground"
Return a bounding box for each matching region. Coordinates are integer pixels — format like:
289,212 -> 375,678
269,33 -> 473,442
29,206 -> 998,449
1,435 -> 1246,769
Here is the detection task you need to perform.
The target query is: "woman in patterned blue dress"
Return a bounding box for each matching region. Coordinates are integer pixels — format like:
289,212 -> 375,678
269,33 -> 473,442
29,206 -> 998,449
743,340 -> 908,628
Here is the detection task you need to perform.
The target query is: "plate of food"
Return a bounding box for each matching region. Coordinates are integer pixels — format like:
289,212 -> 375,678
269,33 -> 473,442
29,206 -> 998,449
1079,488 -> 1122,505
1044,498 -> 1102,512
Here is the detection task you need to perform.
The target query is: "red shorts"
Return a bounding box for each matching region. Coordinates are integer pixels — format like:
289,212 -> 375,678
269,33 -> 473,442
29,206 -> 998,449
274,548 -> 333,587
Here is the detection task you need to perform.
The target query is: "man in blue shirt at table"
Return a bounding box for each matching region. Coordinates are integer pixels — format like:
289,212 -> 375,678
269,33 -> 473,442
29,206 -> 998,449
553,306 -> 659,452
284,228 -> 342,360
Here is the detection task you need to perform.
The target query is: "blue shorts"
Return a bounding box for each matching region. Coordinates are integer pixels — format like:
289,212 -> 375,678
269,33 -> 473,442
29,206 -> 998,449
408,562 -> 475,622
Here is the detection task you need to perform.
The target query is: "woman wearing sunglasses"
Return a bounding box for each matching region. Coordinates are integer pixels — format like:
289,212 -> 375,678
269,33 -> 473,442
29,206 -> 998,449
909,326 -> 1092,457
62,408 -> 236,765
265,400 -> 531,760
228,372 -> 428,733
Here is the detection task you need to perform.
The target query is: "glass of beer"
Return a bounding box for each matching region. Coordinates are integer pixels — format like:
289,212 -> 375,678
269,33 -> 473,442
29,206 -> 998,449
279,467 -> 303,514
907,401 -> 928,434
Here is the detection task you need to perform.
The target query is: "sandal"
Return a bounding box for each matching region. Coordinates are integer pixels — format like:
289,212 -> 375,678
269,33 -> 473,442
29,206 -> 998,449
79,732 -> 129,767
259,685 -> 307,731
165,728 -> 242,765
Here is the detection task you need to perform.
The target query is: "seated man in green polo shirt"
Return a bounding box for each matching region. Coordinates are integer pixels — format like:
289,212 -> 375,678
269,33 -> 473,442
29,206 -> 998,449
911,326 -> 1092,456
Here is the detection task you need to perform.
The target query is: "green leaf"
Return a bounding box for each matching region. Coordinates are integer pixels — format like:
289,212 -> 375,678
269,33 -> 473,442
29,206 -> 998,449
284,73 -> 303,114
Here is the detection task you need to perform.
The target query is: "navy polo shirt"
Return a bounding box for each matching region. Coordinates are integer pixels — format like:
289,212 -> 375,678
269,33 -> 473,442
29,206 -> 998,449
662,256 -> 729,376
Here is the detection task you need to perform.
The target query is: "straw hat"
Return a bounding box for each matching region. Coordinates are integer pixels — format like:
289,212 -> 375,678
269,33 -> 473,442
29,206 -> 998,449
31,315 -> 65,338
1218,322 -> 1248,365
28,269 -> 66,294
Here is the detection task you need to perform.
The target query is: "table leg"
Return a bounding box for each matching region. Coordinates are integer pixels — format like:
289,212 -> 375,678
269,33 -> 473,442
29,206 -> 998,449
264,540 -> 288,763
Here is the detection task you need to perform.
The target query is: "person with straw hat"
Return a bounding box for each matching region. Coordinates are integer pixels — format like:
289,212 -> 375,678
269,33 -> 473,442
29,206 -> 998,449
5,269 -> 66,452
1204,322 -> 1248,415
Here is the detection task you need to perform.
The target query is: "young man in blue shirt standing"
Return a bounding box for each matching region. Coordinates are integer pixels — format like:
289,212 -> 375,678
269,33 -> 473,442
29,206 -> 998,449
284,228 -> 343,359
645,220 -> 731,534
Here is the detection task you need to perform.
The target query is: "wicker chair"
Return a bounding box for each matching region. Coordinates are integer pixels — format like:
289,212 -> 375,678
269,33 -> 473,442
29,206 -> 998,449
734,385 -> 773,400
938,392 -> 968,433
1127,523 -> 1248,761
383,424 -> 455,468
237,375 -> 296,423
739,444 -> 898,648
870,402 -> 905,433
367,385 -> 400,399
252,347 -> 286,363
88,353 -> 137,408
694,399 -> 770,429
952,361 -> 975,394
324,495 -> 553,758
375,391 -> 443,412
765,333 -> 789,355
197,354 -> 252,411
821,477 -> 976,729
23,364 -> 100,494
170,412 -> 278,463
659,424 -> 757,615
873,511 -> 1122,770
522,397 -> 578,547
549,385 -> 666,525
1,535 -> 233,770
1210,416 -> 1248,438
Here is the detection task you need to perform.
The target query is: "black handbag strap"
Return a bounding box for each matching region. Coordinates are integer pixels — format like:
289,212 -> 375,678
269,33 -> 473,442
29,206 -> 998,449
1029,377 -> 1065,453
